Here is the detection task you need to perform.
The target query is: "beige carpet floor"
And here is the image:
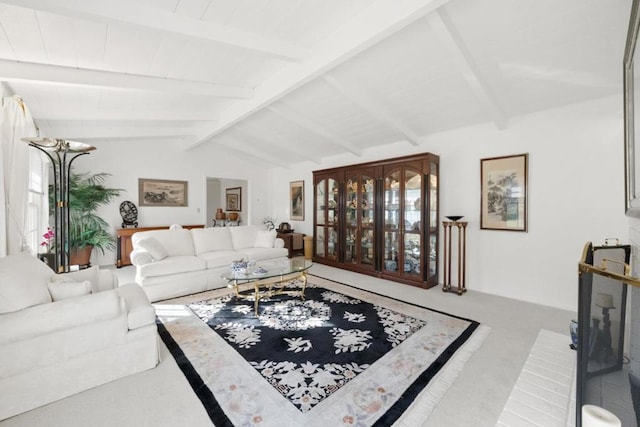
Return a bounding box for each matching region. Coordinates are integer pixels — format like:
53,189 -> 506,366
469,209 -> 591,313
0,263 -> 575,427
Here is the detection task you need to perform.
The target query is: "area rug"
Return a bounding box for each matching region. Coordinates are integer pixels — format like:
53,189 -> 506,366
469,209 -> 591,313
155,275 -> 489,427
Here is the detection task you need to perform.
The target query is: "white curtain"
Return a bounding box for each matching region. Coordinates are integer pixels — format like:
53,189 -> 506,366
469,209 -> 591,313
0,96 -> 38,256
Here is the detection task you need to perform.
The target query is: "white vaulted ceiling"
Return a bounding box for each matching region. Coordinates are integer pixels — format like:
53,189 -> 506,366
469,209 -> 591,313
0,0 -> 631,166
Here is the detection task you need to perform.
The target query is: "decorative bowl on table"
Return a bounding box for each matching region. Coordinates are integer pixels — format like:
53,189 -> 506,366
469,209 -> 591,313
253,266 -> 268,275
230,259 -> 248,275
445,215 -> 464,222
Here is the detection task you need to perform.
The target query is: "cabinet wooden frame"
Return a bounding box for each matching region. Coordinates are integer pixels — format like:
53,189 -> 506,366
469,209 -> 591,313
312,153 -> 439,289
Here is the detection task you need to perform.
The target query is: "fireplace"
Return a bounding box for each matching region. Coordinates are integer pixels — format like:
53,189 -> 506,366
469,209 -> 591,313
577,242 -> 634,426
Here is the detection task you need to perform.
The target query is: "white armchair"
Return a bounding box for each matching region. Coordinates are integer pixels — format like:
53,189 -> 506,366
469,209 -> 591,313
0,254 -> 159,420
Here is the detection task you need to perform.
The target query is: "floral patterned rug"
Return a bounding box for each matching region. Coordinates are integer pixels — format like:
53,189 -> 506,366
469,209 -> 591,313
155,275 -> 489,427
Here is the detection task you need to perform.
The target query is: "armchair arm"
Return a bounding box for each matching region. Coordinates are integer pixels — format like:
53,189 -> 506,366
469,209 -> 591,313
0,291 -> 124,345
274,238 -> 285,249
95,269 -> 118,292
130,249 -> 153,267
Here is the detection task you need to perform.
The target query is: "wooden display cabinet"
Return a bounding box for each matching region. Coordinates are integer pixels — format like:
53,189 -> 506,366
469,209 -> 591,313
312,153 -> 439,289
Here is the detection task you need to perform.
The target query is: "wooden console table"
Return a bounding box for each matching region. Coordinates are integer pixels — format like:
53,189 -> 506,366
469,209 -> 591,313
116,224 -> 204,267
277,232 -> 305,258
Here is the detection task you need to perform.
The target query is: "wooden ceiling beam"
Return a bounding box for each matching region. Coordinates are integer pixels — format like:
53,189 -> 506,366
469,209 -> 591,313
323,74 -> 423,146
0,59 -> 252,98
38,124 -> 194,140
216,135 -> 292,169
426,10 -> 508,129
267,105 -> 362,156
233,126 -> 321,164
33,109 -> 219,122
185,0 -> 451,150
5,0 -> 305,61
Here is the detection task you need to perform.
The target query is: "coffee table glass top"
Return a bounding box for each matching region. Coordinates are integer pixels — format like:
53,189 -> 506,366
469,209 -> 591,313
221,258 -> 312,282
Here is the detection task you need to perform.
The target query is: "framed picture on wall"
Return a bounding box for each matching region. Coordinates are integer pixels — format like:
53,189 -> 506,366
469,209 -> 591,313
480,153 -> 528,231
290,180 -> 304,221
138,178 -> 188,207
226,187 -> 241,211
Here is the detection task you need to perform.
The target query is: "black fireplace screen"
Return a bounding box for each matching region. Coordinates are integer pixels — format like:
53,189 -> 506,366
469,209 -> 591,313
577,242 -> 632,426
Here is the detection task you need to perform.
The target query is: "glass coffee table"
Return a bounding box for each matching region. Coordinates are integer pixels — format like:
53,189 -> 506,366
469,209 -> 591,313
221,259 -> 313,316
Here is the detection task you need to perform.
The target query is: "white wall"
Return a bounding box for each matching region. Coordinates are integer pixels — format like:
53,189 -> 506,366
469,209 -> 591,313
271,96 -> 628,311
206,179 -> 221,228
77,140 -> 272,266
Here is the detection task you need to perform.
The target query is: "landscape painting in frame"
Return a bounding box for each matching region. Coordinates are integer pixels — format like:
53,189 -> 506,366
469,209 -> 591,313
290,180 -> 304,221
139,178 -> 188,207
480,153 -> 528,231
225,187 -> 241,212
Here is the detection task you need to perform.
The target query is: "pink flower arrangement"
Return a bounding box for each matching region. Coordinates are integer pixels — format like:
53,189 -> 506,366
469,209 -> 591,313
40,227 -> 54,253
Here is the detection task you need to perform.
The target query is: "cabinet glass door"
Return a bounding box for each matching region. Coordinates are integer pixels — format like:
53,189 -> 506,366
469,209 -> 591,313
383,168 -> 423,279
327,178 -> 339,261
315,179 -> 326,257
383,171 -> 400,273
344,172 -> 375,270
360,175 -> 374,268
403,170 -> 422,278
428,161 -> 439,282
314,177 -> 340,261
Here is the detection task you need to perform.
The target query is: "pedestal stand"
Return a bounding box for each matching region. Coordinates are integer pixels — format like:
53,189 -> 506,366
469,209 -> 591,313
442,220 -> 468,295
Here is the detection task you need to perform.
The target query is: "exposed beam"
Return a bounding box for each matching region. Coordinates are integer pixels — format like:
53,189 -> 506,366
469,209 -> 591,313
217,135 -> 291,169
234,126 -> 321,164
38,125 -> 194,140
186,0 -> 451,150
33,109 -> 219,122
268,105 -> 362,156
4,0 -> 306,62
0,59 -> 252,98
323,74 -> 423,146
426,10 -> 508,129
0,81 -> 15,97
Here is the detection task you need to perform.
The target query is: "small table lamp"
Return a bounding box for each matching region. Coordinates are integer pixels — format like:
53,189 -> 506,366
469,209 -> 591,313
595,292 -> 615,361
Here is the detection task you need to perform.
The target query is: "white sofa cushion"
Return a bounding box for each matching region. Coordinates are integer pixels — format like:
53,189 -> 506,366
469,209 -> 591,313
132,229 -> 195,257
229,225 -> 261,250
191,227 -> 234,255
50,266 -> 99,293
136,237 -> 168,261
254,230 -> 277,248
0,254 -> 53,314
242,247 -> 289,261
0,291 -> 124,345
138,255 -> 206,278
198,250 -> 241,269
47,280 -> 91,301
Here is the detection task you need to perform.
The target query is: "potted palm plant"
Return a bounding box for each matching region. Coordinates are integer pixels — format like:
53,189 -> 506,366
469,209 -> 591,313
63,172 -> 122,266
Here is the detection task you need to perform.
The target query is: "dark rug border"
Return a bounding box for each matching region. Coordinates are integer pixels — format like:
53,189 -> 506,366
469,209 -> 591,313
156,321 -> 232,427
157,273 -> 481,427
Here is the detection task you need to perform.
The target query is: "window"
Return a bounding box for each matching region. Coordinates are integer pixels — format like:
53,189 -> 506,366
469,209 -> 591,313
26,150 -> 48,254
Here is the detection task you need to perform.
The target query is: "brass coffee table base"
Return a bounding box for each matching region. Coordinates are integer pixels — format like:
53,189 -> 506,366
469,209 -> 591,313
228,271 -> 308,316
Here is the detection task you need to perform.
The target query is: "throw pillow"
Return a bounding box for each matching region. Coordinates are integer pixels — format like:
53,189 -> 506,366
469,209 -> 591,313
137,237 -> 169,261
51,266 -> 99,293
254,230 -> 277,248
47,280 -> 92,301
0,254 -> 54,314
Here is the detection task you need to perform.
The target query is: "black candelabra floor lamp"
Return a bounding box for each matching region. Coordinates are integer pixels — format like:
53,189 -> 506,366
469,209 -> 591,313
23,137 -> 95,273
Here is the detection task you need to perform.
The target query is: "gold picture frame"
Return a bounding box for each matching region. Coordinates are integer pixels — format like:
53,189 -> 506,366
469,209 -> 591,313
138,178 -> 188,207
480,154 -> 528,231
290,180 -> 304,221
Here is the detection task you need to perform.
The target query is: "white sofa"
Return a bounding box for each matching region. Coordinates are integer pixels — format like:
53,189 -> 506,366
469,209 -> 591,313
0,254 -> 159,420
130,225 -> 289,302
